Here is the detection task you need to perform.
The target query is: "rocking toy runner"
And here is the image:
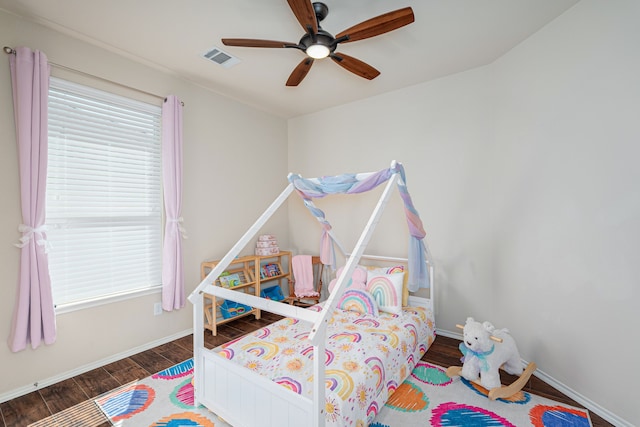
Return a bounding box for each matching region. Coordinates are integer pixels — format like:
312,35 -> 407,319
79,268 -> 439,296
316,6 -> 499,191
445,318 -> 537,401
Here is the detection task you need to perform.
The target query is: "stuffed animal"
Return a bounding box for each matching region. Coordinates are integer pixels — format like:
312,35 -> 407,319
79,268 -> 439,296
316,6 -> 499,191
459,317 -> 524,390
328,265 -> 367,293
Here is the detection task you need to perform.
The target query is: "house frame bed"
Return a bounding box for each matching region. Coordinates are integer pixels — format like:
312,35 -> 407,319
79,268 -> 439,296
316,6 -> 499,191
189,161 -> 435,427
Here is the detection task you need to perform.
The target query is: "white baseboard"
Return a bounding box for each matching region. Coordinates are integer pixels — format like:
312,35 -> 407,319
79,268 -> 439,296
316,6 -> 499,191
435,327 -> 463,340
435,328 -> 632,427
0,328 -> 193,404
528,362 -> 632,427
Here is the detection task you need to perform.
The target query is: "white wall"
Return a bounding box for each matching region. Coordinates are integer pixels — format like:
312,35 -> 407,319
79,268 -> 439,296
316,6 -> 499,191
0,10 -> 289,399
490,1 -> 639,424
288,1 -> 638,425
288,65 -> 497,316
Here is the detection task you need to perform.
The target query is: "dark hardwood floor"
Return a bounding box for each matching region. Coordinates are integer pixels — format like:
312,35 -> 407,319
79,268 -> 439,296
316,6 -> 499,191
0,312 -> 612,426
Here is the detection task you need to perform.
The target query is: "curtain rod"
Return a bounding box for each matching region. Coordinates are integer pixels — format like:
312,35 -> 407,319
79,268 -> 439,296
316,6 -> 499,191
4,46 -> 183,106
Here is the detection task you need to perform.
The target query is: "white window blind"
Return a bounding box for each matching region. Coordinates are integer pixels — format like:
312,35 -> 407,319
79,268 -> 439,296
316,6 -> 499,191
47,77 -> 162,309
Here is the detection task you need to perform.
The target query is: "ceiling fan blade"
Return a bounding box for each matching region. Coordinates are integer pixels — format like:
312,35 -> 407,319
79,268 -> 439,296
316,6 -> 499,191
287,0 -> 318,34
331,53 -> 380,80
335,7 -> 414,43
222,38 -> 296,48
286,57 -> 314,86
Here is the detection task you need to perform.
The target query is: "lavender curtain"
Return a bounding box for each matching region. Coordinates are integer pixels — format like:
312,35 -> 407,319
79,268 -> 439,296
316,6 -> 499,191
161,96 -> 186,311
8,47 -> 56,352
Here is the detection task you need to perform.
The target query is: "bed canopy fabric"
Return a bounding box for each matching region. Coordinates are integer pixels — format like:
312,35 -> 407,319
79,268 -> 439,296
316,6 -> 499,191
288,161 -> 430,291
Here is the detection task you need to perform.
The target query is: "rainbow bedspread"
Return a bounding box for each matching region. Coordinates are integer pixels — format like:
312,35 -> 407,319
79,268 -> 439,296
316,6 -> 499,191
214,304 -> 435,426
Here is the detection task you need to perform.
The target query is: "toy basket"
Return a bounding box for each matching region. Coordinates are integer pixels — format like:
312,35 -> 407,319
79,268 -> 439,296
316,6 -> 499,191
220,300 -> 253,319
261,285 -> 285,301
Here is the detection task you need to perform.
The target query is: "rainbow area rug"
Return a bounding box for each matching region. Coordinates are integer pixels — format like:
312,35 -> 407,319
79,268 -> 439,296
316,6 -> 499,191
374,361 -> 592,427
95,359 -> 591,427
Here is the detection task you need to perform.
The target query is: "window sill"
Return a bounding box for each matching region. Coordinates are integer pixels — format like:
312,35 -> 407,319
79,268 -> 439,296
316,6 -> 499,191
55,286 -> 163,314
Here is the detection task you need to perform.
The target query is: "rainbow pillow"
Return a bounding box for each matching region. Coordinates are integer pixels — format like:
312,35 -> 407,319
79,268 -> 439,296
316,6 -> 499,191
366,271 -> 404,315
337,289 -> 379,316
364,265 -> 408,307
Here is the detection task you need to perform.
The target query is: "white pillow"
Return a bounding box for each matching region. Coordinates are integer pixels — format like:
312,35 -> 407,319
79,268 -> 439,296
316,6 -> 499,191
362,265 -> 408,306
366,271 -> 404,315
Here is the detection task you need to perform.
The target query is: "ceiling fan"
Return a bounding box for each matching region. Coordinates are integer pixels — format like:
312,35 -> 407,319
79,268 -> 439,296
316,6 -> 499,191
221,0 -> 415,86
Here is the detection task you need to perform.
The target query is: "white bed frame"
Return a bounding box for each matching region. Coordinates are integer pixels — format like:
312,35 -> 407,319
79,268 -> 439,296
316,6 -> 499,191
188,162 -> 435,427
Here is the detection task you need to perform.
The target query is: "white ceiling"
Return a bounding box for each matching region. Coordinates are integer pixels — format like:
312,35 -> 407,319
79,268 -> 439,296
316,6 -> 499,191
1,0 -> 579,118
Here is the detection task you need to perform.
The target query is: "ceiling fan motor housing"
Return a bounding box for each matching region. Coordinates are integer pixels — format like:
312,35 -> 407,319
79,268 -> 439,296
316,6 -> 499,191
313,2 -> 329,22
300,30 -> 336,54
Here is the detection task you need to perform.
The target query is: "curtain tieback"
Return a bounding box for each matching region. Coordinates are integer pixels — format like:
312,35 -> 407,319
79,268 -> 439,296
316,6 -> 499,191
15,224 -> 51,252
168,217 -> 188,239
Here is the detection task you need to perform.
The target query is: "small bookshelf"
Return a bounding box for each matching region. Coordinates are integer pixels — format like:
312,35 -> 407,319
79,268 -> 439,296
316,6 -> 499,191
201,251 -> 291,335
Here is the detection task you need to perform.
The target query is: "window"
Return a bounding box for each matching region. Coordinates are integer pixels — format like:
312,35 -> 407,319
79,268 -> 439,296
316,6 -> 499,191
47,77 -> 162,310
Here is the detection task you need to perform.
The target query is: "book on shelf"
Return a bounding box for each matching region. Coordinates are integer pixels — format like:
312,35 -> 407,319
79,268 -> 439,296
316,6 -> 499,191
260,263 -> 281,278
219,273 -> 242,288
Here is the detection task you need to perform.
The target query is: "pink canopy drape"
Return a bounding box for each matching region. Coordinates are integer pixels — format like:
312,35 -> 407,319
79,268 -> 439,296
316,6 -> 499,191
8,47 -> 56,352
161,96 -> 186,311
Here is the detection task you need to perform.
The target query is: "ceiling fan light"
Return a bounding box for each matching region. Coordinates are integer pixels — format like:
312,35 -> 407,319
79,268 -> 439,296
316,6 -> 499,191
306,44 -> 330,59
